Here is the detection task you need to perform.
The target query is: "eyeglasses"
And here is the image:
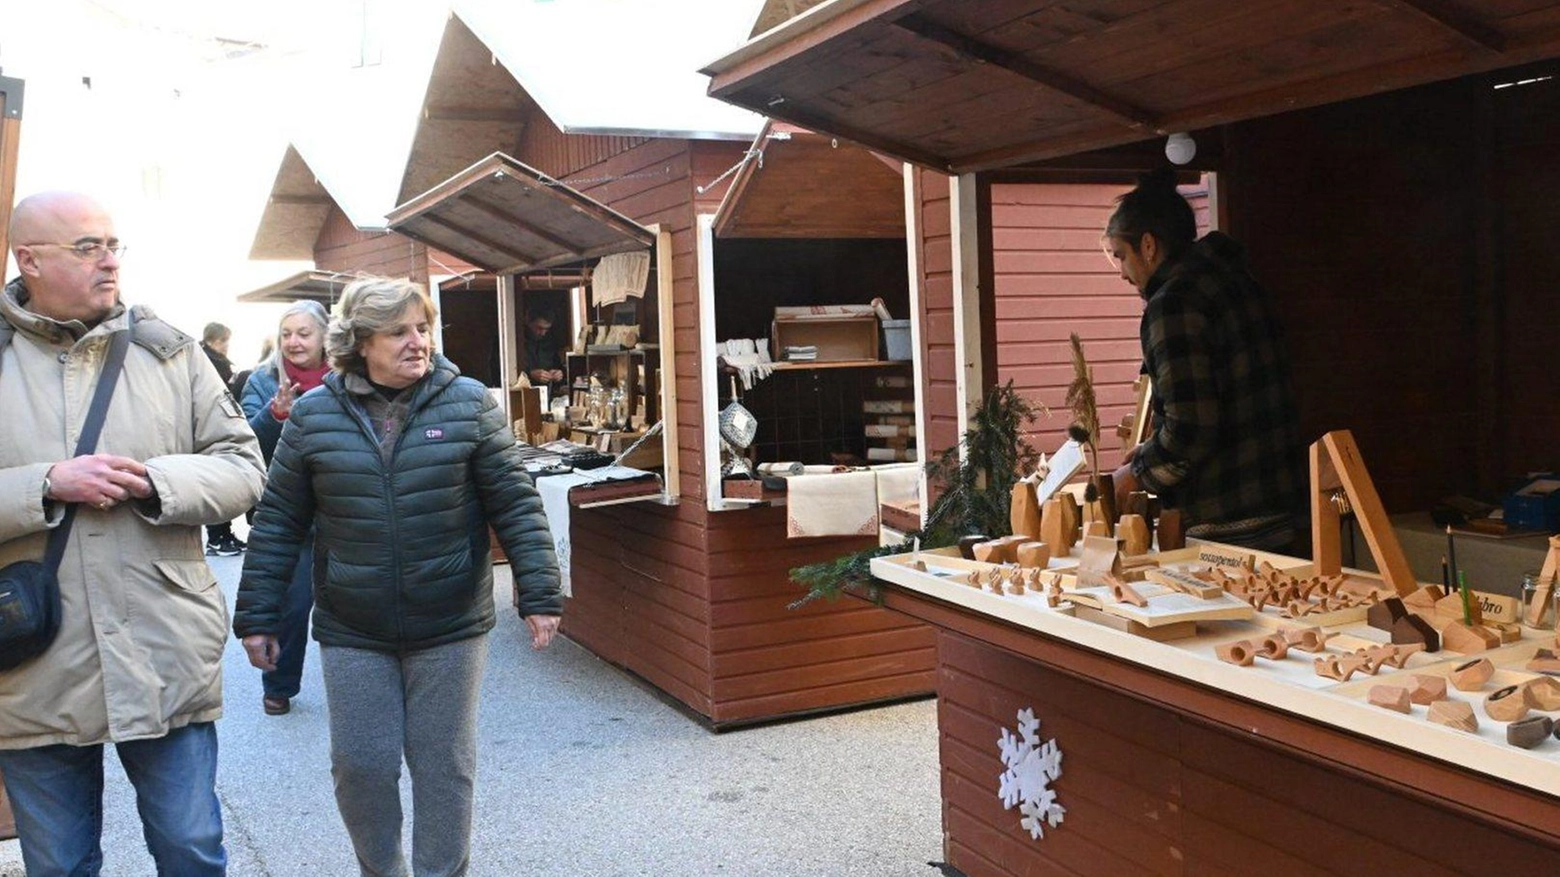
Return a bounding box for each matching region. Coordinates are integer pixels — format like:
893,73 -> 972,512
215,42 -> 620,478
22,241 -> 128,261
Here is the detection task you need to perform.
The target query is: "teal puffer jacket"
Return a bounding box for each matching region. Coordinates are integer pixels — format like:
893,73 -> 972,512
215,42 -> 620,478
234,355 -> 561,651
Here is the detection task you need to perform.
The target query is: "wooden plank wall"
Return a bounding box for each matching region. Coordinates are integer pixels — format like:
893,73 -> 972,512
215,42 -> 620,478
1221,76 -> 1494,511
913,168 -> 961,462
313,205 -> 430,282
935,631 -> 1560,876
988,182 -> 1207,460
523,133 -> 935,726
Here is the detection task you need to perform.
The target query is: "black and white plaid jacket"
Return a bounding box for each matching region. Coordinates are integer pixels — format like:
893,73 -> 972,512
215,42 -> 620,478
1131,232 -> 1302,549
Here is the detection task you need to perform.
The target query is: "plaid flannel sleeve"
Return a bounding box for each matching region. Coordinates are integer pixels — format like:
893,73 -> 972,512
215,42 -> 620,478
1133,289 -> 1222,495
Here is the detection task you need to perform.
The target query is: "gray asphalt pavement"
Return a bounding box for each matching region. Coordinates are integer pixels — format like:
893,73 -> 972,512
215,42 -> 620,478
0,555 -> 944,876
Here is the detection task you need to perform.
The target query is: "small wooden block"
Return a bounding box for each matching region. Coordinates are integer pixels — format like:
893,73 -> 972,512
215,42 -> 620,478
1441,621 -> 1500,654
1118,514 -> 1151,557
1016,541 -> 1051,569
1492,622 -> 1522,645
957,535 -> 987,560
1092,474 -> 1117,536
1390,614 -> 1441,652
1110,580 -> 1149,607
1216,640 -> 1256,667
1368,685 -> 1412,714
1082,520 -> 1111,540
1010,478 -> 1042,540
1366,597 -> 1408,632
1075,534 -> 1122,587
1428,700 -> 1478,733
1408,675 -> 1448,704
1144,568 -> 1225,600
1484,685 -> 1531,723
1283,626 -> 1332,653
1435,592 -> 1484,627
1402,585 -> 1444,622
1058,493 -> 1082,546
1506,715 -> 1554,749
1254,634 -> 1290,661
1523,676 -> 1560,711
1449,657 -> 1495,691
1123,490 -> 1152,521
1039,500 -> 1067,557
1527,648 -> 1560,675
1156,509 -> 1186,550
1072,605 -> 1198,641
1471,590 -> 1520,626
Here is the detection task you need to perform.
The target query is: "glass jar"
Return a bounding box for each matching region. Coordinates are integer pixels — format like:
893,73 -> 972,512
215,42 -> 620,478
1520,570 -> 1555,630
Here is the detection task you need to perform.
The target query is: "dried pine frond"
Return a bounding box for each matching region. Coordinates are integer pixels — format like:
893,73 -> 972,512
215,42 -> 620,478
1065,333 -> 1101,486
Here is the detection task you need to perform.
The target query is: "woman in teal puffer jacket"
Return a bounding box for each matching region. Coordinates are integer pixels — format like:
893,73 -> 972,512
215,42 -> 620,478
234,277 -> 561,877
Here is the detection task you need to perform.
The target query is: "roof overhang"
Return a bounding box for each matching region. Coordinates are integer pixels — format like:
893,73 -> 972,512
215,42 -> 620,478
249,146 -> 337,260
713,121 -> 905,238
704,0 -> 1560,173
386,152 -> 655,274
235,270 -> 360,305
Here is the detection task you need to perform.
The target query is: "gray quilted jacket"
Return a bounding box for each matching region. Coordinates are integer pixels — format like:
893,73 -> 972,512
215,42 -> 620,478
233,355 -> 561,651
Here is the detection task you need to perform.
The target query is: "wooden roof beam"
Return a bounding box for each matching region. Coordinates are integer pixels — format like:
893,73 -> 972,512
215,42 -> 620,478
417,212 -> 539,269
268,194 -> 331,206
891,12 -> 1158,131
1379,0 -> 1505,52
461,192 -> 582,257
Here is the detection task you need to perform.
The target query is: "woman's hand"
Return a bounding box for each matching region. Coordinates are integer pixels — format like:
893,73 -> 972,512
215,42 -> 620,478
242,634 -> 281,671
523,615 -> 560,650
269,381 -> 301,420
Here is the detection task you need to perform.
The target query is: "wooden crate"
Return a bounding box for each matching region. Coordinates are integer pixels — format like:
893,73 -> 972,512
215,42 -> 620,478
771,314 -> 878,362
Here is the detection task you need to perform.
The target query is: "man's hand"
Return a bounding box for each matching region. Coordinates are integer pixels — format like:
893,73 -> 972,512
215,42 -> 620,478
46,455 -> 153,510
1111,462 -> 1140,512
523,615 -> 560,650
242,635 -> 280,671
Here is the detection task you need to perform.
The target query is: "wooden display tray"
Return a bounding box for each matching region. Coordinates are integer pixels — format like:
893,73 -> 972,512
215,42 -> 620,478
870,544 -> 1560,797
771,313 -> 878,363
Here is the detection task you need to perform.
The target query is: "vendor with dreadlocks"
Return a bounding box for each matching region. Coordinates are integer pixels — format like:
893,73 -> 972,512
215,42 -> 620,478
1102,170 -> 1303,552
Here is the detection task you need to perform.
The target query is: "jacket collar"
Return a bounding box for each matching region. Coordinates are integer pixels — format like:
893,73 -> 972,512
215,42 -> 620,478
2,277 -> 128,344
327,354 -> 461,407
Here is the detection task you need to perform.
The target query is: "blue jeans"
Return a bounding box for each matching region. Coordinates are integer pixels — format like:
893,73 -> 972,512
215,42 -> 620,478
263,535 -> 315,699
0,722 -> 225,876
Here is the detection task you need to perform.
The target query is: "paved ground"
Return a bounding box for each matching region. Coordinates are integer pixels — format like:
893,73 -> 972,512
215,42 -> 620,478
0,556 -> 945,876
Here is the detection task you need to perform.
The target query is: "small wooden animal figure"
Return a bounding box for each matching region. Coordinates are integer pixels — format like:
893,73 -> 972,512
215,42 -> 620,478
1407,675 -> 1448,705
1368,685 -> 1412,714
1506,715 -> 1554,750
1484,685 -> 1531,723
1005,566 -> 1028,595
1045,576 -> 1064,609
1427,700 -> 1479,733
1449,657 -> 1494,691
1016,541 -> 1051,569
1118,514 -> 1151,557
1026,567 -> 1046,592
1283,626 -> 1331,653
1216,640 -> 1256,667
1523,676 -> 1560,711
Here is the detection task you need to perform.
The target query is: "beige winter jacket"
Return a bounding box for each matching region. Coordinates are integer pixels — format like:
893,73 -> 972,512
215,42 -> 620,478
0,283 -> 265,748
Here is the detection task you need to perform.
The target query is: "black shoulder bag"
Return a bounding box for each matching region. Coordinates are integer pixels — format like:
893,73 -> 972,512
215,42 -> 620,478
0,324 -> 132,670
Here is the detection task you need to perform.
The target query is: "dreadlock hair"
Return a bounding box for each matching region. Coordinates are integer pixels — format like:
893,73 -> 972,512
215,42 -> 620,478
1104,168 -> 1196,259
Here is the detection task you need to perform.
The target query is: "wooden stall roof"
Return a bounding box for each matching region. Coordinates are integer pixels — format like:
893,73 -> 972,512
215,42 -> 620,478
704,0 -> 1560,172
713,121 -> 905,238
386,152 -> 655,274
235,269 -> 361,305
250,146 -> 340,260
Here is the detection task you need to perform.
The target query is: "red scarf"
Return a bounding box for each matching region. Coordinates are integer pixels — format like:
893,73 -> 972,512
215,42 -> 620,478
282,358 -> 330,394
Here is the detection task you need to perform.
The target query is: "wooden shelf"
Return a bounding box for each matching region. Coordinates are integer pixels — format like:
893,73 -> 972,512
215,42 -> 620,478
771,359 -> 911,371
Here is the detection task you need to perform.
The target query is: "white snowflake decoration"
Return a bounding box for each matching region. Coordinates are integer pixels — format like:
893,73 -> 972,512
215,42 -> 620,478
997,707 -> 1066,841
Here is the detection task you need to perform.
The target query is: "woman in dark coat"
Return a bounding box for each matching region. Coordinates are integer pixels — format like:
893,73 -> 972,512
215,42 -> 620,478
234,278 -> 561,877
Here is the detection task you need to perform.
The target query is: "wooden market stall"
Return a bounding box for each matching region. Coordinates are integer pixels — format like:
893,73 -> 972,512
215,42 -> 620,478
706,0 -> 1560,871
0,68 -> 22,842
371,3 -> 935,728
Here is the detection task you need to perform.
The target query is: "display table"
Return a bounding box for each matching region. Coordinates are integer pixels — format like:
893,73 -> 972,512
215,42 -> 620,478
870,546 -> 1560,876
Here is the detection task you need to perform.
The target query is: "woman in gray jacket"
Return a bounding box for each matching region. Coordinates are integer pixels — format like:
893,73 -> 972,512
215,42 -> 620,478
234,278 -> 561,877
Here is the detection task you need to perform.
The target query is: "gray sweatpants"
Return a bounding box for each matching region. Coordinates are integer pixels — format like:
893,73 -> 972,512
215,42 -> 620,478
320,636 -> 490,877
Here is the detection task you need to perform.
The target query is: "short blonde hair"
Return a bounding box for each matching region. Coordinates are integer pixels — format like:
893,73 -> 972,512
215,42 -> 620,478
326,277 -> 439,375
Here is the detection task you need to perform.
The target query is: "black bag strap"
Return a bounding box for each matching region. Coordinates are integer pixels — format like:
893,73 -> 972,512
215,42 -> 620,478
40,324 -> 133,574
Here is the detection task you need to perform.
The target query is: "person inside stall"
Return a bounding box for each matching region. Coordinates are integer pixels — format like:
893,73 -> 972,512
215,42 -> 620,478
1103,170 -> 1303,551
523,307 -> 566,394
